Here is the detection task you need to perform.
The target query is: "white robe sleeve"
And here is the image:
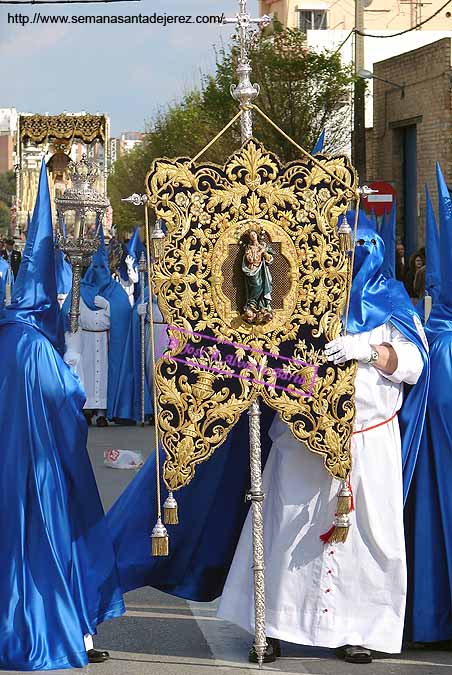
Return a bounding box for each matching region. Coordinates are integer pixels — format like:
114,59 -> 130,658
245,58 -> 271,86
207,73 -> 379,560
379,324 -> 424,386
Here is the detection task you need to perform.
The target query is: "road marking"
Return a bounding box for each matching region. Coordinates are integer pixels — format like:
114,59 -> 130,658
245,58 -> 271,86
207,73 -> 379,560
126,610 -> 221,621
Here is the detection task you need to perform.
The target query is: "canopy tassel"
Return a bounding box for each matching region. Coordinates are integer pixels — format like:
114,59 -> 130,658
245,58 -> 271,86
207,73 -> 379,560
151,517 -> 169,557
163,492 -> 179,525
338,219 -> 353,253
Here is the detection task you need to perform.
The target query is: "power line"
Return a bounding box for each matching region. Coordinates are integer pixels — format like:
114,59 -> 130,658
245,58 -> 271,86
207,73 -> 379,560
332,28 -> 354,55
355,0 -> 452,37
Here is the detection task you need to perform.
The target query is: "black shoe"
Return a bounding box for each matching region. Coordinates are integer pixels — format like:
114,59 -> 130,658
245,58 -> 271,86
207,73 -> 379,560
96,416 -> 108,428
420,640 -> 452,651
248,637 -> 281,663
342,645 -> 372,664
87,649 -> 110,663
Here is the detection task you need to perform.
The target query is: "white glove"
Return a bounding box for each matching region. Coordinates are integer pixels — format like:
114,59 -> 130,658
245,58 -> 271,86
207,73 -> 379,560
125,254 -> 135,270
324,334 -> 372,365
64,350 -> 81,369
64,329 -> 82,370
94,294 -> 109,310
137,302 -> 147,317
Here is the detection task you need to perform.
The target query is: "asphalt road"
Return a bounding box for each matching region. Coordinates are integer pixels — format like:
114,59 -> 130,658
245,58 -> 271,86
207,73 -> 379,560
4,425 -> 452,675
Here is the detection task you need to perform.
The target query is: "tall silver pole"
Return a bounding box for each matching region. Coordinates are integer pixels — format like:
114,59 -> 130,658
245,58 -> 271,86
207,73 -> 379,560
138,251 -> 147,426
223,3 -> 271,669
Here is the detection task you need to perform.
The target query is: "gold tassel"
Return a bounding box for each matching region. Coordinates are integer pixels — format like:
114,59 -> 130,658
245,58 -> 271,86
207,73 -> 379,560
339,230 -> 353,253
338,217 -> 353,253
320,480 -> 353,544
336,480 -> 352,515
328,514 -> 351,543
163,492 -> 179,525
151,517 -> 169,557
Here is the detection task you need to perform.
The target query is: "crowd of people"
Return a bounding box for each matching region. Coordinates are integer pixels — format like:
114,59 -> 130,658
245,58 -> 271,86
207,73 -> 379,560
1,160 -> 452,671
396,240 -> 427,301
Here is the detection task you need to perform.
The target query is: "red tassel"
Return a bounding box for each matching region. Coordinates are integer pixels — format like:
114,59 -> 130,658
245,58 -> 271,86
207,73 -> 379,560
348,481 -> 354,512
320,525 -> 335,544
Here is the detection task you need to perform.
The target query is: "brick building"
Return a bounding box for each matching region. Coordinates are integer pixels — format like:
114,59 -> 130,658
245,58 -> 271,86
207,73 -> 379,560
368,38 -> 452,255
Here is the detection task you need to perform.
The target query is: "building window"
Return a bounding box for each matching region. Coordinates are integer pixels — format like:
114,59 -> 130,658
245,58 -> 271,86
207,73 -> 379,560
297,9 -> 328,32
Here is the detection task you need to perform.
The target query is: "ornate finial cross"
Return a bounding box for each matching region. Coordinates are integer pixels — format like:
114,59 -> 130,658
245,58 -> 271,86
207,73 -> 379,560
223,0 -> 271,142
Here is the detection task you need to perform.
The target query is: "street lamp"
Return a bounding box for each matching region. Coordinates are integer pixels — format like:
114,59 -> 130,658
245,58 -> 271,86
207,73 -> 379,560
55,156 -> 110,333
358,69 -> 405,97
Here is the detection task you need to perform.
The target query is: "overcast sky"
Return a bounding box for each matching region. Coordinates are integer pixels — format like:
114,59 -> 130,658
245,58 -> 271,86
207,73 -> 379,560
0,0 -> 258,135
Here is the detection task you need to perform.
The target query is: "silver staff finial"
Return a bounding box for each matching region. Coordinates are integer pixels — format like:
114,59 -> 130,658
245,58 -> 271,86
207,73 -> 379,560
121,193 -> 148,207
223,0 -> 271,143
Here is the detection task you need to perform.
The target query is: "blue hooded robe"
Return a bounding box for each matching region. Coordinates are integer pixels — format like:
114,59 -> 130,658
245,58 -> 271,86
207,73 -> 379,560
106,227 -> 428,602
0,162 -> 124,670
404,163 -> 452,643
62,229 -> 134,421
379,203 -> 396,279
54,247 -> 73,296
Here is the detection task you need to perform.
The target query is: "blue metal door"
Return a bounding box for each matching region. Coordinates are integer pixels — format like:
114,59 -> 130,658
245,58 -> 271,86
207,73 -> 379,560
403,125 -> 417,257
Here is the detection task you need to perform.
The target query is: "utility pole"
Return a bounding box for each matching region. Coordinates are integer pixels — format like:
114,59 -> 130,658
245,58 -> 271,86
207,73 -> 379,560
353,0 -> 366,182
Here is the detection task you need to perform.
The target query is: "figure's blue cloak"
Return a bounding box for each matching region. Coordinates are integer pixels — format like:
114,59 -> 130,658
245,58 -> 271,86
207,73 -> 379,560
106,226 -> 428,603
416,184 -> 440,321
0,162 -> 124,670
117,286 -> 153,422
62,229 -> 134,420
107,408 -> 274,601
380,203 -> 396,279
54,248 -> 72,296
404,162 -> 452,642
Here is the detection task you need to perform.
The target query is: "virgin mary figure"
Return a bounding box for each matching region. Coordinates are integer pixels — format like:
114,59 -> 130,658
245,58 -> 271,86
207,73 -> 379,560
241,228 -> 274,324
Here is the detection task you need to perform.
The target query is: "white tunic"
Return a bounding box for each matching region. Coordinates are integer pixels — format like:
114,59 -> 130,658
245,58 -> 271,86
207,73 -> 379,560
218,321 -> 424,654
78,298 -> 110,410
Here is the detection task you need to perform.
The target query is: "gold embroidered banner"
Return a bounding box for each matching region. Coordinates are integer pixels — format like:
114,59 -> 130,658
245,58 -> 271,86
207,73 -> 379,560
147,139 -> 358,490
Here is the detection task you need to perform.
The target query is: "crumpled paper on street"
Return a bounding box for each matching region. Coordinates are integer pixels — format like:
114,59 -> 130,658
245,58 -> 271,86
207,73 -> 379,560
104,449 -> 144,469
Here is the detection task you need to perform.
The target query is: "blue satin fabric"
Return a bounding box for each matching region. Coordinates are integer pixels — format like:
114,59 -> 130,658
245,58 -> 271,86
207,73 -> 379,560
416,185 -> 441,321
312,129 -> 325,154
107,406 -> 274,601
2,162 -> 64,354
405,330 -> 452,642
346,227 -> 393,334
54,248 -> 72,296
0,163 -> 124,670
380,203 -> 396,278
390,312 -> 430,501
0,257 -> 8,310
437,163 -> 452,304
403,167 -> 452,642
0,324 -> 125,670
